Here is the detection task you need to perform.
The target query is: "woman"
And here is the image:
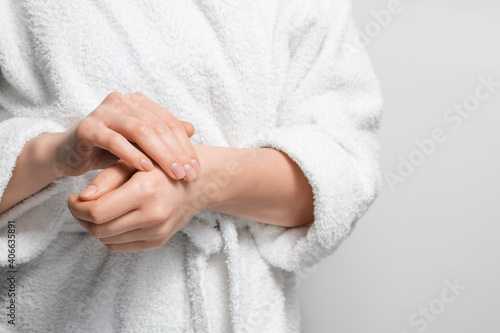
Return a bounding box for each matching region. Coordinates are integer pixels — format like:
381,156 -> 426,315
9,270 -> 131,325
0,0 -> 382,331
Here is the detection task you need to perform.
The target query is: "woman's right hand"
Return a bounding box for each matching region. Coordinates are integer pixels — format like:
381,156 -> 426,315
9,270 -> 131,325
52,92 -> 200,181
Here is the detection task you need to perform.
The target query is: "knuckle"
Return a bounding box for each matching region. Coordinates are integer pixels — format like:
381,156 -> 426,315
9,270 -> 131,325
152,121 -> 166,134
90,105 -> 106,119
144,226 -> 160,239
168,146 -> 189,164
88,207 -> 104,224
67,194 -> 76,207
136,179 -> 155,197
76,118 -> 93,138
156,223 -> 172,240
157,149 -> 174,163
175,151 -> 190,163
149,238 -> 167,249
94,172 -> 112,189
106,91 -> 126,104
168,120 -> 183,131
129,92 -> 146,102
149,208 -> 168,223
88,224 -> 104,238
133,123 -> 152,137
103,134 -> 120,149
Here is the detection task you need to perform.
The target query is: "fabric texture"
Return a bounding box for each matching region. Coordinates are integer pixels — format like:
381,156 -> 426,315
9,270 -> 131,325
0,0 -> 383,331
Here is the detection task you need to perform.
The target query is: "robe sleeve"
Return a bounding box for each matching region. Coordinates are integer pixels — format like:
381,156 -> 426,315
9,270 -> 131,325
242,0 -> 383,272
0,0 -> 82,265
0,115 -> 77,266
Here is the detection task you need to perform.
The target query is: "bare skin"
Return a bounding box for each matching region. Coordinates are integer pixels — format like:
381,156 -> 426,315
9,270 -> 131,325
68,145 -> 314,251
0,92 -> 199,214
0,92 -> 314,252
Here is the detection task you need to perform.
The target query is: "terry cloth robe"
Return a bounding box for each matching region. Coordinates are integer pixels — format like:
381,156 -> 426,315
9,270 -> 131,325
0,0 -> 383,332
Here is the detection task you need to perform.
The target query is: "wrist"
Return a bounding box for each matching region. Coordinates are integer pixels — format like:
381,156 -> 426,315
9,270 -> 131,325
31,132 -> 66,179
190,145 -> 251,211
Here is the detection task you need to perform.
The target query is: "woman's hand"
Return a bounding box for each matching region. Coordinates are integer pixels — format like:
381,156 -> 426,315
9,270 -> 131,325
53,92 -> 200,181
0,92 -> 200,214
67,145 -> 314,252
67,159 -> 201,252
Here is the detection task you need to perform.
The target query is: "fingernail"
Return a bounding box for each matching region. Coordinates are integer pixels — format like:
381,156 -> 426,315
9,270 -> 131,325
171,163 -> 186,179
79,184 -> 97,197
183,164 -> 197,181
191,159 -> 201,172
141,159 -> 153,171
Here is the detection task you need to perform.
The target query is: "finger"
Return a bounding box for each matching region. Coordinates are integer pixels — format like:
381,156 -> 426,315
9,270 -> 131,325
77,209 -> 158,238
169,121 -> 201,176
133,95 -> 201,175
78,160 -> 137,201
99,223 -> 167,244
127,108 -> 200,180
108,114 -> 191,180
128,92 -> 180,127
82,122 -> 154,172
131,110 -> 199,180
181,121 -> 195,138
68,206 -> 110,239
70,208 -> 148,239
68,179 -> 141,224
68,208 -> 93,232
99,212 -> 188,247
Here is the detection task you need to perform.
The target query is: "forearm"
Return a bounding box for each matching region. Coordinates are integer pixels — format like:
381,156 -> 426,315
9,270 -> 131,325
0,132 -> 62,214
196,145 -> 314,228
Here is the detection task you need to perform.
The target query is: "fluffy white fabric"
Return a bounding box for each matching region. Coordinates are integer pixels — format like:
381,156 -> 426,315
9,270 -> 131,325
0,0 -> 382,331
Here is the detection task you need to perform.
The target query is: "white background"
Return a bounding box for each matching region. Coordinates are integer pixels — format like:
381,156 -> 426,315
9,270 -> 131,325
299,1 -> 500,332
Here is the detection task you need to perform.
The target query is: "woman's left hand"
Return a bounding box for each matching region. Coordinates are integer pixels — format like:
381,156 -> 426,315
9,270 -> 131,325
67,159 -> 201,252
68,144 -> 314,252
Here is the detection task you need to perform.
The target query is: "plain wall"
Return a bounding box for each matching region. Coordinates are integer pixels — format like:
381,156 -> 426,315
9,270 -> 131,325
299,1 -> 500,332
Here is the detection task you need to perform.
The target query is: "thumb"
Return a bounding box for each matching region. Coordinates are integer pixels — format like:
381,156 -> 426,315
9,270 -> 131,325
78,160 -> 136,201
181,121 -> 195,138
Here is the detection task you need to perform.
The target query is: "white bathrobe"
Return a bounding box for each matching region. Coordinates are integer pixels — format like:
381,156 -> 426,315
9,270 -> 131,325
0,0 -> 383,331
